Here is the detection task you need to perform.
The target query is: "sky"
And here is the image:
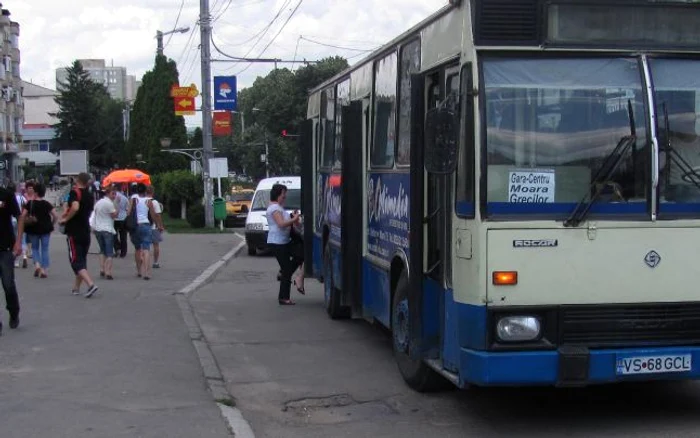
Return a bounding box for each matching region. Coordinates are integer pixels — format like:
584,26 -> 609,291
12,0 -> 447,127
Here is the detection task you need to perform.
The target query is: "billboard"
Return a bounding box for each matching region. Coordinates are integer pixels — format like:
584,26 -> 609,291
212,111 -> 232,136
214,76 -> 237,111
59,150 -> 89,175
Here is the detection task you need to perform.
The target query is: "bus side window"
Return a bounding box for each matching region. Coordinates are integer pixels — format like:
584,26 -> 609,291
397,39 -> 421,166
456,62 -> 475,217
371,51 -> 398,168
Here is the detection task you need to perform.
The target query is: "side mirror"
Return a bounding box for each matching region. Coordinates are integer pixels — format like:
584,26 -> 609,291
424,107 -> 458,174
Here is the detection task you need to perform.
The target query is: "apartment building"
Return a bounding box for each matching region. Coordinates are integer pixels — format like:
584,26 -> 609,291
0,5 -> 23,182
56,59 -> 135,101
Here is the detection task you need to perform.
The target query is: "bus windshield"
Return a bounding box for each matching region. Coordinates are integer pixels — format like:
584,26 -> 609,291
483,57 -> 648,216
251,189 -> 301,211
651,58 -> 700,211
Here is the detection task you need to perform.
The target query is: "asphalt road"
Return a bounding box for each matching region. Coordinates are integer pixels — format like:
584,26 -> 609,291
192,244 -> 700,438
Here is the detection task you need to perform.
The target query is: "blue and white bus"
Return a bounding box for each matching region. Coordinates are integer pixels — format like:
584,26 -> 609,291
299,0 -> 700,391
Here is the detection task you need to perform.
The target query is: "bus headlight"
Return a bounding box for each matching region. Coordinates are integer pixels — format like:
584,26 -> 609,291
496,316 -> 541,342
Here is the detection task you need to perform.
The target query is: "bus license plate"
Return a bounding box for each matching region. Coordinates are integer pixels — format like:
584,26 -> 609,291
616,354 -> 692,375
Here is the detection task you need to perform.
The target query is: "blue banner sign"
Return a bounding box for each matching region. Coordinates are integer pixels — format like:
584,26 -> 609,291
213,76 -> 237,111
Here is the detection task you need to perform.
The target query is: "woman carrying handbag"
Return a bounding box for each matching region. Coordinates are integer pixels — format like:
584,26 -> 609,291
21,184 -> 58,278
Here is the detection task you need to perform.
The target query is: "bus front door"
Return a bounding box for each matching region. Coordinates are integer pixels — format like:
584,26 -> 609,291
409,65 -> 459,370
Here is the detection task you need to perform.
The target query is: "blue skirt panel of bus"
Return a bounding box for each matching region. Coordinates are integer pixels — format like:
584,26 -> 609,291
312,234 -> 323,278
362,261 -> 392,327
459,346 -> 700,387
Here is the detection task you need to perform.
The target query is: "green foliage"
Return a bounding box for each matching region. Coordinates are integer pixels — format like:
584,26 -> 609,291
190,127 -> 203,149
186,203 -> 205,228
127,54 -> 189,173
157,170 -> 203,205
228,56 -> 349,179
53,60 -> 125,169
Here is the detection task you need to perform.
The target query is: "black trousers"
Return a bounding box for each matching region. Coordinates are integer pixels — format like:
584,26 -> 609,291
0,250 -> 19,319
270,243 -> 302,301
113,220 -> 128,257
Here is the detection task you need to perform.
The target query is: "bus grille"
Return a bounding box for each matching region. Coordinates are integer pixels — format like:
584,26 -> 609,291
561,304 -> 700,347
476,0 -> 540,45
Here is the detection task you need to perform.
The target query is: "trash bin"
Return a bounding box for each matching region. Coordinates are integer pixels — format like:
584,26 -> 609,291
213,198 -> 227,221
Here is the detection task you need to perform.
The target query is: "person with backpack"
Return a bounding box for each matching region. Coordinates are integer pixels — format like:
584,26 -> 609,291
126,183 -> 162,280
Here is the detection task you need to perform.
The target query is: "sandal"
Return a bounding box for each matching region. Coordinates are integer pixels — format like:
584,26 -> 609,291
278,299 -> 296,305
293,278 -> 305,295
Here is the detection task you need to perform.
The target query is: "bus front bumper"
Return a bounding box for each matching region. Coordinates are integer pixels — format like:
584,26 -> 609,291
460,345 -> 700,387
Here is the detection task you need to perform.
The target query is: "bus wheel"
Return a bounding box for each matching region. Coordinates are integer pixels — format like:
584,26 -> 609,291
323,243 -> 350,319
392,271 -> 446,392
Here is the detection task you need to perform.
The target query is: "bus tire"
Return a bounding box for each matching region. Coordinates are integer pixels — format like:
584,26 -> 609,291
392,271 -> 446,392
247,244 -> 256,256
323,242 -> 350,319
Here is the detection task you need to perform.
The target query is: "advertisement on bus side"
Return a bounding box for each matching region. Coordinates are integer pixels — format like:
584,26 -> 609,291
316,173 -> 341,244
367,173 -> 410,261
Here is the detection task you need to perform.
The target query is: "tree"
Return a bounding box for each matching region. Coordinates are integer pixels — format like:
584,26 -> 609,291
127,54 -> 188,173
230,57 -> 349,179
53,60 -> 125,169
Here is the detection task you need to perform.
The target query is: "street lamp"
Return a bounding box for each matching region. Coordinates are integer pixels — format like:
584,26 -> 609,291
160,137 -> 172,148
156,26 -> 190,56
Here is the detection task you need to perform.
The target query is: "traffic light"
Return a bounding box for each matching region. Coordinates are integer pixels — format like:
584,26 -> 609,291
281,129 -> 288,137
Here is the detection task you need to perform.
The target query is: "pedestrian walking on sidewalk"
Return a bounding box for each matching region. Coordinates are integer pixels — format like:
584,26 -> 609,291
126,183 -> 162,280
266,183 -> 303,305
0,183 -> 23,333
93,187 -> 118,280
146,186 -> 165,269
59,173 -> 99,298
112,184 -> 129,258
22,183 -> 58,278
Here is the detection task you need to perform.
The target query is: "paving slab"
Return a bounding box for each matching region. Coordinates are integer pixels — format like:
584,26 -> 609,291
1,232 -> 237,438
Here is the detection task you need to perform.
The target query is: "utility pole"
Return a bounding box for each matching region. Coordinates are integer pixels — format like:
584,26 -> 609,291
156,30 -> 164,55
199,0 -> 215,227
264,131 -> 269,178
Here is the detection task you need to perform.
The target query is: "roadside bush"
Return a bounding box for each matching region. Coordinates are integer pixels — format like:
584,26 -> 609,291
187,203 -> 205,228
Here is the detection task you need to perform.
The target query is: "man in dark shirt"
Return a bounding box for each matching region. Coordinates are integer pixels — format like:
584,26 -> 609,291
59,172 -> 99,298
0,183 -> 23,333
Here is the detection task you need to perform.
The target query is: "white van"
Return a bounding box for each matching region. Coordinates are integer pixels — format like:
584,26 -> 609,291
244,176 -> 301,256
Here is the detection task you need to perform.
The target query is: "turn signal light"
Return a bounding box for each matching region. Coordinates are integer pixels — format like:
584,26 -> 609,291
493,271 -> 518,286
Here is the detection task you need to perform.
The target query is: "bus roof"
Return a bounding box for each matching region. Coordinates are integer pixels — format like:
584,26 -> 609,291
308,3 -> 455,96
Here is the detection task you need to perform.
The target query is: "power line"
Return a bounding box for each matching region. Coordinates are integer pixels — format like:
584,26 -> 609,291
291,35 -> 301,70
165,0 -> 186,48
235,0 -> 303,75
219,0 -> 292,72
176,22 -> 199,66
299,35 -> 376,52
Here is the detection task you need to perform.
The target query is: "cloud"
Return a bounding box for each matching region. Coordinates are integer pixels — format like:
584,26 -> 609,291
12,0 -> 447,125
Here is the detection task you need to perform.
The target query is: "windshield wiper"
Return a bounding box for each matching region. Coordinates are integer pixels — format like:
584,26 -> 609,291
564,100 -> 637,227
661,102 -> 700,191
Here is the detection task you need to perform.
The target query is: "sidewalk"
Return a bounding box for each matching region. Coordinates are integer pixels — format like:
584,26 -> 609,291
1,232 -> 238,438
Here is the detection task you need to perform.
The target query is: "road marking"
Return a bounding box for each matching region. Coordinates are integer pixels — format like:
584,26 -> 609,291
176,236 -> 245,295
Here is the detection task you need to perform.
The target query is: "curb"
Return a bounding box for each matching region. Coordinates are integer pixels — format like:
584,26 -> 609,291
175,234 -> 255,437
176,238 -> 246,296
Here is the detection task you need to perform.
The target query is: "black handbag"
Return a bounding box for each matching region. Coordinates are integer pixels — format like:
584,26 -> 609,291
125,198 -> 137,232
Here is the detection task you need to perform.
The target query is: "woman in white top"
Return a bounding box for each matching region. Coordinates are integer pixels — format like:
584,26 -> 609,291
92,187 -> 118,279
126,183 -> 162,280
266,183 -> 302,305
